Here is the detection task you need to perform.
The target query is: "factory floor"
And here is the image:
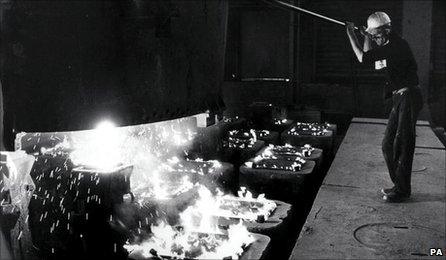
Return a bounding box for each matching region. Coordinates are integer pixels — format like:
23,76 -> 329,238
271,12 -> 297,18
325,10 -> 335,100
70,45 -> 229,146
290,118 -> 446,259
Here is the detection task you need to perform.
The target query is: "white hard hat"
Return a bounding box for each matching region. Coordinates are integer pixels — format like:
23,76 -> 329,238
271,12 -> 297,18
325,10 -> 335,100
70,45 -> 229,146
365,12 -> 391,33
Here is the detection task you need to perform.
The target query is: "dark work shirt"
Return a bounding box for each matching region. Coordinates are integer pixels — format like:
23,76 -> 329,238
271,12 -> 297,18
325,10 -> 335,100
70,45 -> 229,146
362,34 -> 419,96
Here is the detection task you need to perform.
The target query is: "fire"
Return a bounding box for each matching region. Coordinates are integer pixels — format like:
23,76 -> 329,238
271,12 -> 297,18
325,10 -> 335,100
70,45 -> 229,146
226,129 -> 258,149
125,185 -> 259,259
245,144 -> 308,172
70,121 -> 124,171
125,221 -> 253,259
273,118 -> 288,125
67,117 -> 197,173
180,185 -> 221,233
168,158 -> 222,176
249,129 -> 258,142
18,116 -> 236,257
151,170 -> 170,201
132,169 -> 195,203
209,160 -> 222,169
262,144 -> 314,159
302,144 -> 314,157
288,122 -> 331,136
216,187 -> 277,222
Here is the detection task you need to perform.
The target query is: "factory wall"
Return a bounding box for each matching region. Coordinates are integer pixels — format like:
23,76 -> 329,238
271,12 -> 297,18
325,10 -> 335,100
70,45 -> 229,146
3,1 -> 127,133
224,1 -> 293,80
428,0 -> 446,128
0,0 -> 228,138
223,1 -> 296,116
402,0 -> 432,120
121,1 -> 228,124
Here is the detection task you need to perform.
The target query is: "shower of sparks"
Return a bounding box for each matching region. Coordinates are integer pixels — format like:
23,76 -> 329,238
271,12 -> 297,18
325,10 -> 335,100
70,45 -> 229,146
10,116 -> 202,255
12,115 -> 294,258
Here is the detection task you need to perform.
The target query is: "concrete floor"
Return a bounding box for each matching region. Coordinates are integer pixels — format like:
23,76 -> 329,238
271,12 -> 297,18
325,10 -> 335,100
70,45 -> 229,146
290,118 -> 445,259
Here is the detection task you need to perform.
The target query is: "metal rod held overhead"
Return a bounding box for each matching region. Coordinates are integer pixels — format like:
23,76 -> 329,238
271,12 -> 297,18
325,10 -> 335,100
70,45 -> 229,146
263,0 -> 358,29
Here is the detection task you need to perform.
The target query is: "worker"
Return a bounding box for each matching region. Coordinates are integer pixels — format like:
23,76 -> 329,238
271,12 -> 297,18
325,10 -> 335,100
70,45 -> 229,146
345,12 -> 423,202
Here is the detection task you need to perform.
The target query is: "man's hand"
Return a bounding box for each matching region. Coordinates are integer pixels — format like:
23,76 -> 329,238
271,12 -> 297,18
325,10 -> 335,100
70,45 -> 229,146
345,21 -> 355,35
359,26 -> 371,38
345,21 -> 364,63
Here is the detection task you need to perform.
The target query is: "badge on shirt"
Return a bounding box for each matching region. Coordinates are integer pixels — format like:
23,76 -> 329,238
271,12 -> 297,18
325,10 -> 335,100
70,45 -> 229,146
375,59 -> 387,70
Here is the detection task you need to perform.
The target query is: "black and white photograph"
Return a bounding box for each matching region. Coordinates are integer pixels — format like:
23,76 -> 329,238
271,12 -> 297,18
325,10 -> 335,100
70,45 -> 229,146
0,0 -> 445,259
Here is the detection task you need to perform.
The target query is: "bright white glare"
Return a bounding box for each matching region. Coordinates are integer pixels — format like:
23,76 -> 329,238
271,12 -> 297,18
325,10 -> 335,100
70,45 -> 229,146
70,119 -> 123,171
95,120 -> 116,130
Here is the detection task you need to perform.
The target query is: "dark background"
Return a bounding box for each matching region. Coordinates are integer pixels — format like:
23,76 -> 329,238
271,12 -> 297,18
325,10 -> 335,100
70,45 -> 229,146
1,0 -> 227,133
0,0 -> 444,139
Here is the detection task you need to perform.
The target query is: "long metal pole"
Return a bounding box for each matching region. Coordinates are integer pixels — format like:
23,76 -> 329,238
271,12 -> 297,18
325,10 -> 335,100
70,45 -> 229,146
263,0 -> 358,29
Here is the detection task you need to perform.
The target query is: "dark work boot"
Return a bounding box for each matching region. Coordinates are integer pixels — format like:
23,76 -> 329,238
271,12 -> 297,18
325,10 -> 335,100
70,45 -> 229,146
380,186 -> 396,196
382,190 -> 410,203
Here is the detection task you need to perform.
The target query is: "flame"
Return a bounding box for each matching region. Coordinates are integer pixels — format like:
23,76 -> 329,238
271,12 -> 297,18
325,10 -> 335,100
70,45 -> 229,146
218,187 -> 276,221
183,185 -> 277,224
253,155 -> 263,163
227,130 -> 257,149
126,185 -> 261,259
167,156 -> 181,165
151,170 -> 169,200
69,121 -> 124,171
180,186 -> 220,233
172,126 -> 189,146
209,160 -> 222,169
288,122 -> 330,136
262,147 -> 274,158
22,116 -> 214,255
249,129 -> 257,142
125,220 -> 254,259
134,169 -> 195,202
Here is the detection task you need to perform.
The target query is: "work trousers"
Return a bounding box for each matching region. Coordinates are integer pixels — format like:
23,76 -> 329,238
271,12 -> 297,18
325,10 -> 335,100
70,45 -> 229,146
382,86 -> 423,196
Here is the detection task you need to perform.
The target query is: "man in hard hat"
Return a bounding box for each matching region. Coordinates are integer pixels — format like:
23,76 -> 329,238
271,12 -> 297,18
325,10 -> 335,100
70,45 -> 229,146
345,12 -> 423,202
